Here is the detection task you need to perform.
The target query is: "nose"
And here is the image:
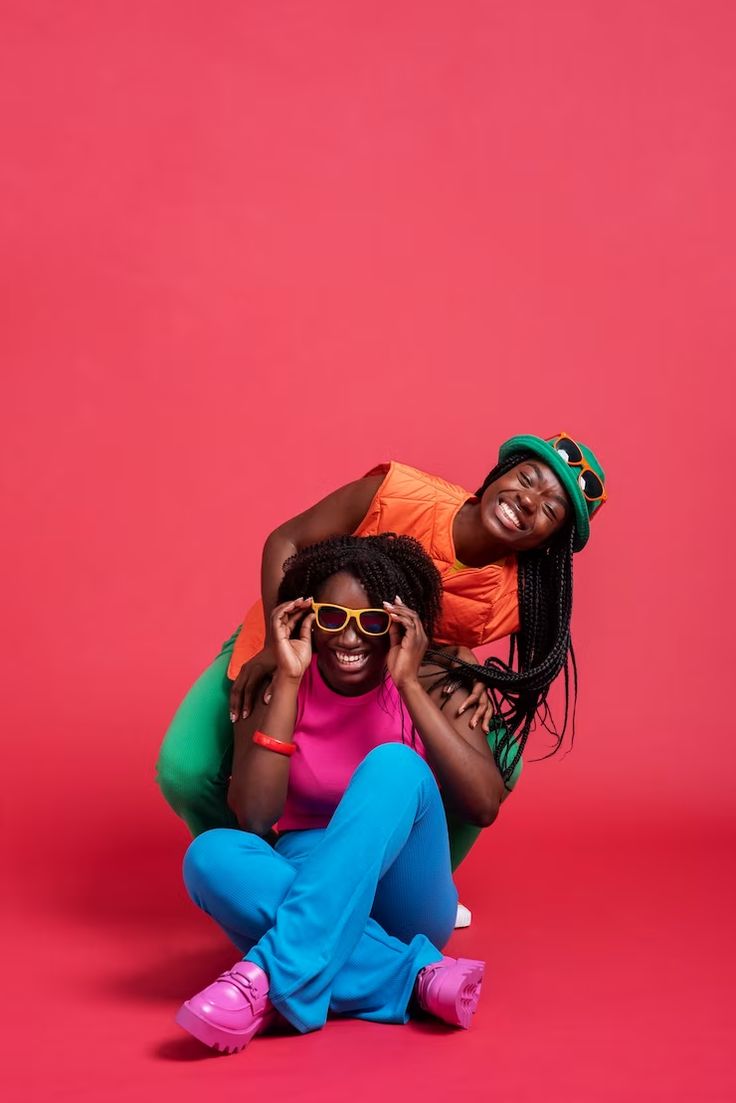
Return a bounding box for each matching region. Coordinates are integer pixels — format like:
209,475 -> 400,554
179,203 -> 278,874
517,485 -> 536,515
337,617 -> 362,647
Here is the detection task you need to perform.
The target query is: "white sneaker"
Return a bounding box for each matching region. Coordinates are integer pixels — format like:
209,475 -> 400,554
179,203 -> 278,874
454,902 -> 472,928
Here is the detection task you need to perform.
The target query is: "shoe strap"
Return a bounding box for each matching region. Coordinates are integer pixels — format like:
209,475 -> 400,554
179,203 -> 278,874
218,968 -> 259,1007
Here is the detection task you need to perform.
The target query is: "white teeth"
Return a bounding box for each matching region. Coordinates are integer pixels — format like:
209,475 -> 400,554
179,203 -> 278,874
335,650 -> 368,665
499,501 -> 522,528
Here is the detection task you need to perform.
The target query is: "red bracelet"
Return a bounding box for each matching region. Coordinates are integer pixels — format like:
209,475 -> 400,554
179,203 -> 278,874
252,730 -> 296,757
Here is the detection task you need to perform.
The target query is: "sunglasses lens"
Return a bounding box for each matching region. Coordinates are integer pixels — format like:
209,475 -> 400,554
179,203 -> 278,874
579,469 -> 604,500
358,610 -> 391,635
554,437 -> 583,465
317,605 -> 348,630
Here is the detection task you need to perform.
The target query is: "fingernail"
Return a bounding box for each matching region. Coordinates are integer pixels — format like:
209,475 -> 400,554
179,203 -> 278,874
229,712 -> 236,723
264,694 -> 272,705
471,720 -> 477,729
382,601 -> 392,607
395,595 -> 402,603
458,705 -> 465,715
242,709 -> 248,719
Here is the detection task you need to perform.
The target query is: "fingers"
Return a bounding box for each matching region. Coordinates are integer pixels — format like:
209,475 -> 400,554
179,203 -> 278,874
299,611 -> 315,641
273,597 -> 312,635
387,616 -> 403,648
456,686 -> 481,717
229,670 -> 245,723
469,699 -> 487,729
383,602 -> 426,651
382,599 -> 422,630
239,668 -> 261,720
458,683 -> 492,729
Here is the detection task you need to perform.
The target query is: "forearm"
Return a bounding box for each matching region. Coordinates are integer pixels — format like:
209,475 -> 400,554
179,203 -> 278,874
260,530 -> 298,632
228,673 -> 300,834
399,678 -> 503,827
259,475 -> 383,624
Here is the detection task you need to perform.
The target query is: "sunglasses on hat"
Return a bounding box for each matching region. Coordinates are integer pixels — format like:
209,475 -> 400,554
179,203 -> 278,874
311,602 -> 391,636
551,432 -> 607,504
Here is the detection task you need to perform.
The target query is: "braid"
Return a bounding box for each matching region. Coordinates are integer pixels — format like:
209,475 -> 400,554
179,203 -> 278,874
278,533 -> 442,638
427,452 -> 579,785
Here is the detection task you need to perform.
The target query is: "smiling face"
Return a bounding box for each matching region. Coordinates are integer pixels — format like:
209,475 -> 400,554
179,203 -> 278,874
479,459 -> 570,552
312,571 -> 390,696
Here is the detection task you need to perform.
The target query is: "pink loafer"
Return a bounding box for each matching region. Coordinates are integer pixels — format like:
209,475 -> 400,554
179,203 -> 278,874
175,960 -> 275,1054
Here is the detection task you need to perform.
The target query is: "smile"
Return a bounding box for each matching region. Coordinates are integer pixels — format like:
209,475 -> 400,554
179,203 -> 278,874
496,500 -> 524,531
334,650 -> 370,669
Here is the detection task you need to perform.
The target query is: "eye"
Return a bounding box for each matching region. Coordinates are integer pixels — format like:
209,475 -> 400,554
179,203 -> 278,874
543,504 -> 557,521
519,471 -> 532,486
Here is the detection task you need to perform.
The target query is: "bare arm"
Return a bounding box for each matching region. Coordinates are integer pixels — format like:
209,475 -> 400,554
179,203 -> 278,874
227,597 -> 315,835
406,666 -> 507,826
228,672 -> 300,835
230,474 -> 383,721
261,475 -> 383,635
385,601 -> 507,827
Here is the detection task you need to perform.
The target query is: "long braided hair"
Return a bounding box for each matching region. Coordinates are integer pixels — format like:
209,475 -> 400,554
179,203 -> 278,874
427,451 -> 578,786
278,532 -> 443,639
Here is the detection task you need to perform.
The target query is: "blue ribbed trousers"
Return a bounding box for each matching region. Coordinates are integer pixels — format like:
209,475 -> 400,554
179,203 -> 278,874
183,743 -> 459,1032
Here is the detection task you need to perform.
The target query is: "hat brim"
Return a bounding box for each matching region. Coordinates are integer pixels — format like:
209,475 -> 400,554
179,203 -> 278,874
498,435 -> 590,551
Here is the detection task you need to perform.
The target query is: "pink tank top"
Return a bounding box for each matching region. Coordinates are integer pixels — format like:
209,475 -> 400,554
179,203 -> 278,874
278,657 -> 427,832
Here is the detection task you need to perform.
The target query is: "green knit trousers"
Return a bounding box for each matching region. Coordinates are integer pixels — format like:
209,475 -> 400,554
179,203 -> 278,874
156,629 -> 241,837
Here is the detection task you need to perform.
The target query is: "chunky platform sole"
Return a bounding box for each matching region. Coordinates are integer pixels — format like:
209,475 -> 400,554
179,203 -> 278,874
426,957 -> 485,1029
175,1000 -> 275,1054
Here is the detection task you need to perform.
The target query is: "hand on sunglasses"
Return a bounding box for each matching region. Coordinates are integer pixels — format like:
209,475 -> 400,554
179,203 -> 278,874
269,597 -> 316,683
382,596 -> 429,690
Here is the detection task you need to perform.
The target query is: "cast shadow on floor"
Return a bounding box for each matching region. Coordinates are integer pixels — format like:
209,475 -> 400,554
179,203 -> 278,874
153,1011 -> 451,1062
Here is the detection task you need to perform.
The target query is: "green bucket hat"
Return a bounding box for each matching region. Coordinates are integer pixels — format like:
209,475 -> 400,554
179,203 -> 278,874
497,432 -> 607,551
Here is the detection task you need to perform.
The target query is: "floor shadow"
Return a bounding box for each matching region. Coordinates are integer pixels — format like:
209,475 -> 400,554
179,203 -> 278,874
32,822 -> 199,933
153,1036 -> 217,1062
103,943 -> 238,1003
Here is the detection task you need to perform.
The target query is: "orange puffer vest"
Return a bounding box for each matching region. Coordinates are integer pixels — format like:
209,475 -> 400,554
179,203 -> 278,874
227,461 -> 519,679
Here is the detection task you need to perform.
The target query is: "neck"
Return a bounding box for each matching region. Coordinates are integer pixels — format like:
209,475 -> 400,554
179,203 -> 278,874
453,500 -> 508,566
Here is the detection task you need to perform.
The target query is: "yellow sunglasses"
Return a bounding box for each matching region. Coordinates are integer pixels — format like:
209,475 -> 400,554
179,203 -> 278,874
311,602 -> 391,636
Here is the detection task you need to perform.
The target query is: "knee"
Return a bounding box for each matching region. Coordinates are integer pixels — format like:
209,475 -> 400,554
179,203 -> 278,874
361,742 -> 433,782
156,745 -> 208,819
182,828 -> 234,899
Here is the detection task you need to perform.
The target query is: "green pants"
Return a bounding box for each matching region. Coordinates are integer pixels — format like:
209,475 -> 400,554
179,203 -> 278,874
156,630 -> 519,869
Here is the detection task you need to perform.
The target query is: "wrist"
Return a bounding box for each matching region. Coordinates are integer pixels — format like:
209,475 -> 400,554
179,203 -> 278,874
395,672 -> 422,695
271,670 -> 304,693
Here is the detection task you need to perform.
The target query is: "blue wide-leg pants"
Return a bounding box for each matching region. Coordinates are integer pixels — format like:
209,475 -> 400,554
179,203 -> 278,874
183,743 -> 459,1032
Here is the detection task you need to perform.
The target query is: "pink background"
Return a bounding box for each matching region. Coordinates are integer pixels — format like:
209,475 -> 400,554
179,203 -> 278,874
2,2 -> 734,1100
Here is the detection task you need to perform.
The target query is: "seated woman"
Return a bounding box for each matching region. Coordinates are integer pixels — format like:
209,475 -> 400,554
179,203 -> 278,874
158,432 -> 607,871
177,534 -> 519,1053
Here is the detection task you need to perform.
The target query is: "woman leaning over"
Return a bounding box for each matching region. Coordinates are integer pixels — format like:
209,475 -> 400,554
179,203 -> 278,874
157,432 -> 607,868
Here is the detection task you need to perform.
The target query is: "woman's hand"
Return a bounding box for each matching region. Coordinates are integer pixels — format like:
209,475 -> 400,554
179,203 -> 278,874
439,646 -> 494,731
270,597 -> 315,683
383,596 -> 428,690
457,681 -> 495,732
229,647 -> 278,722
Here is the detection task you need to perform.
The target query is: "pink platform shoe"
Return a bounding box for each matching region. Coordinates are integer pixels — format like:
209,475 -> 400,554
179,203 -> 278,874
415,955 -> 485,1028
175,960 -> 275,1054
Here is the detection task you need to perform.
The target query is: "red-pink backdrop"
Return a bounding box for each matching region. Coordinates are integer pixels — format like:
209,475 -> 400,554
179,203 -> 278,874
2,2 -> 734,1100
